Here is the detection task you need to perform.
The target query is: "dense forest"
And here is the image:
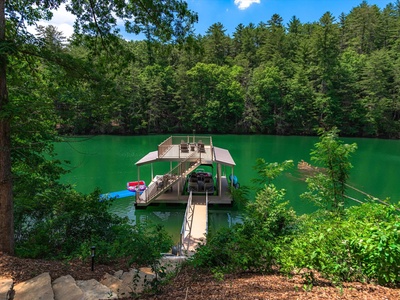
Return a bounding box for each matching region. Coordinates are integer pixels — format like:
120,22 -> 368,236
17,0 -> 400,138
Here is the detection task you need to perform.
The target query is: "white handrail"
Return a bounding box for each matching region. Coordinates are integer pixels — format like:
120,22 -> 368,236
179,191 -> 194,255
205,191 -> 208,236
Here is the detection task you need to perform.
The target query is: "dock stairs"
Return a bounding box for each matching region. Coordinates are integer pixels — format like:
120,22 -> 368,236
137,155 -> 201,206
0,256 -> 187,299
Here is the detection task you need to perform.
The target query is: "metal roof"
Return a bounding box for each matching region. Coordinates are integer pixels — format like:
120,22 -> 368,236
136,151 -> 158,166
213,147 -> 236,167
136,147 -> 236,167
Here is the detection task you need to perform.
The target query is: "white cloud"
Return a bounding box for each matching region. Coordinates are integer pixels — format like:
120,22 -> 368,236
234,0 -> 261,10
28,4 -> 75,39
45,4 -> 75,38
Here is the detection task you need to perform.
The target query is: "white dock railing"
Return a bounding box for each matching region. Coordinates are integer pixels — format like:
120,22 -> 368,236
179,191 -> 209,256
179,191 -> 194,256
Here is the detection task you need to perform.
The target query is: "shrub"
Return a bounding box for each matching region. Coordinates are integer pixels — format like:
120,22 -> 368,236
278,201 -> 400,285
192,184 -> 297,274
15,188 -> 173,265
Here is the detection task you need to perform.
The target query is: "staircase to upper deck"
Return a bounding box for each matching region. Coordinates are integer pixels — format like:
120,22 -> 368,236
136,154 -> 201,206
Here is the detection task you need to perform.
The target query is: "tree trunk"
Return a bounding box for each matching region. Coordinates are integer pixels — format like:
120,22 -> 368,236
0,0 -> 14,255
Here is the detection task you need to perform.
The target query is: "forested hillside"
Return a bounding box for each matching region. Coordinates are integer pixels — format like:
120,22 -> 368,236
21,1 -> 400,137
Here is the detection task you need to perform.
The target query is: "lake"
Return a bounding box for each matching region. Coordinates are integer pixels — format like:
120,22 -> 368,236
55,135 -> 400,242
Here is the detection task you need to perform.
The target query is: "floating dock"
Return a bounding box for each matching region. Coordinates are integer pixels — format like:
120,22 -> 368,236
134,136 -> 237,207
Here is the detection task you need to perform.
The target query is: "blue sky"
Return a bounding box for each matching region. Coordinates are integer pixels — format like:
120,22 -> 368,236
188,0 -> 394,36
36,0 -> 395,40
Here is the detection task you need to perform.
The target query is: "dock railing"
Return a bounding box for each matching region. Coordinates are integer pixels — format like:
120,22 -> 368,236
158,136 -> 213,156
205,190 -> 209,236
158,136 -> 172,158
179,191 -> 194,256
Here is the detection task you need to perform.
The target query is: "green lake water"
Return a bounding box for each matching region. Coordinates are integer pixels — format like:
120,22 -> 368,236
55,135 -> 400,242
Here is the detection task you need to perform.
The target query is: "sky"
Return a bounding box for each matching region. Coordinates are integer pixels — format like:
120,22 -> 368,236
37,0 -> 395,40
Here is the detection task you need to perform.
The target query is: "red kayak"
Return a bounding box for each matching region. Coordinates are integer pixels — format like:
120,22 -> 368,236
127,180 -> 146,192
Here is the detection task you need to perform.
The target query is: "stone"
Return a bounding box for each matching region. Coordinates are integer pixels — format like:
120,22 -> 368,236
14,272 -> 54,300
52,275 -> 84,300
118,268 -> 155,295
0,277 -> 13,300
159,255 -> 187,273
76,279 -> 117,300
113,270 -> 123,279
100,273 -> 133,299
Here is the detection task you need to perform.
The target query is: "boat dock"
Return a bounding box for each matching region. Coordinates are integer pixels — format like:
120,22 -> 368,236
132,135 -> 238,254
134,136 -> 236,207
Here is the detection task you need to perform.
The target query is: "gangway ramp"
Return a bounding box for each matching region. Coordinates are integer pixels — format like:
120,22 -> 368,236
180,191 -> 208,255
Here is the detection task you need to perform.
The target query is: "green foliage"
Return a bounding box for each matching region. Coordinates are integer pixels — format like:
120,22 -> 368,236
278,201 -> 400,285
191,162 -> 297,275
6,1 -> 400,137
301,128 -> 357,213
252,159 -> 293,186
15,187 -> 173,264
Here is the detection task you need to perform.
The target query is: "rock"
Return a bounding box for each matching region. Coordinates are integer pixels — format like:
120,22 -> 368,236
118,268 -> 155,295
114,270 -> 124,279
120,269 -> 141,295
13,272 -> 54,300
159,255 -> 187,273
52,275 -> 84,300
0,277 -> 13,300
100,273 -> 132,299
76,279 -> 117,300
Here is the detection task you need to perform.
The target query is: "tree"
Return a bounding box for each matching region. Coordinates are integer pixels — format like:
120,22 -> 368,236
203,22 -> 231,65
360,49 -> 398,136
302,128 -> 357,213
344,1 -> 381,54
0,0 -> 197,255
258,14 -> 286,64
184,63 -> 244,132
0,0 -> 14,254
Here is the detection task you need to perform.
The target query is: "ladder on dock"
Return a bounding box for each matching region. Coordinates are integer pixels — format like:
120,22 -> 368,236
179,191 -> 209,255
136,153 -> 201,206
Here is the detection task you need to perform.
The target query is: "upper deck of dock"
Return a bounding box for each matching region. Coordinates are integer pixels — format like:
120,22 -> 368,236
136,136 -> 235,167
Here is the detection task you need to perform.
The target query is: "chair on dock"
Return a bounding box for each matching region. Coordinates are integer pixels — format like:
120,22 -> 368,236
204,177 -> 214,192
156,179 -> 164,190
188,175 -> 198,192
180,140 -> 189,153
188,181 -> 198,192
197,140 -> 205,153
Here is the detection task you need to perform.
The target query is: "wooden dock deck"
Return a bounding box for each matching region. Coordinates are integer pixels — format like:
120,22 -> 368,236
138,175 -> 232,206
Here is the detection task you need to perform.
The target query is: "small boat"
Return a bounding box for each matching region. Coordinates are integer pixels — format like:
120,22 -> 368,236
127,180 -> 147,192
187,168 -> 214,193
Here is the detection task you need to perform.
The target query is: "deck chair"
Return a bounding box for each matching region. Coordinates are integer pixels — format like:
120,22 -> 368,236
188,181 -> 198,192
204,177 -> 214,192
156,180 -> 164,191
180,140 -> 189,153
197,140 -> 205,153
204,182 -> 214,192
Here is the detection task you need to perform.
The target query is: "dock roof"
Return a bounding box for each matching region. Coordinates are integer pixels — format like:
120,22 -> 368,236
136,151 -> 158,166
135,136 -> 236,168
214,147 -> 236,167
